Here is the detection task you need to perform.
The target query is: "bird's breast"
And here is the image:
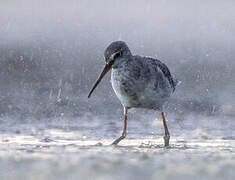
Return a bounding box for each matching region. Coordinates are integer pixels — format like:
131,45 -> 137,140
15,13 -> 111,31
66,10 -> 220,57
111,68 -> 140,107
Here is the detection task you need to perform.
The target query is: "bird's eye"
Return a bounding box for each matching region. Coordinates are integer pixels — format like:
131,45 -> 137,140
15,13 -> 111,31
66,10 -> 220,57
113,52 -> 122,59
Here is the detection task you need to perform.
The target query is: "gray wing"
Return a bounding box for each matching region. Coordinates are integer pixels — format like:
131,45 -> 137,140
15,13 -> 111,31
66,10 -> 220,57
144,57 -> 177,92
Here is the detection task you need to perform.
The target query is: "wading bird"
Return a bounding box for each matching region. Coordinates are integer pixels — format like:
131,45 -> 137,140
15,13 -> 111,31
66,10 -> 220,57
88,41 -> 178,146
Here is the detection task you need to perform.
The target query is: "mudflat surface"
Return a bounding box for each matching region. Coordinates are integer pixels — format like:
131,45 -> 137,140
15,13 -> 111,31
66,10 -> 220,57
0,116 -> 235,180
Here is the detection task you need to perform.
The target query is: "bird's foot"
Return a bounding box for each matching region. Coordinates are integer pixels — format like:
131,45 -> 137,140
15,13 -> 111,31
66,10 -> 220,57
163,135 -> 170,147
111,135 -> 126,146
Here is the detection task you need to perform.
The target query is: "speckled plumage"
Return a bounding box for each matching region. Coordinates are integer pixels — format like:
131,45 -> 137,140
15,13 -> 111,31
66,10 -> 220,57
111,55 -> 177,111
88,41 -> 178,146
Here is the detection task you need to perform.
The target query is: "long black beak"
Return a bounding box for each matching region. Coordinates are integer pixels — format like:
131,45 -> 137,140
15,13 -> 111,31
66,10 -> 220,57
88,62 -> 113,98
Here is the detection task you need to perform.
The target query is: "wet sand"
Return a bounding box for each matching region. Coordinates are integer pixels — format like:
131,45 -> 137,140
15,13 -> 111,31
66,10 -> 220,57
0,128 -> 235,180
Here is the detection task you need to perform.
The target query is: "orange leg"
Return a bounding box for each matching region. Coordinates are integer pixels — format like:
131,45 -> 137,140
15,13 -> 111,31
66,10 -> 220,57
161,112 -> 170,147
112,107 -> 128,145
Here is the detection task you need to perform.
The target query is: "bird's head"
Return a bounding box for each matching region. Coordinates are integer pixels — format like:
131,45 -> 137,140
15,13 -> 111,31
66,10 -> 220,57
88,41 -> 131,98
104,41 -> 131,65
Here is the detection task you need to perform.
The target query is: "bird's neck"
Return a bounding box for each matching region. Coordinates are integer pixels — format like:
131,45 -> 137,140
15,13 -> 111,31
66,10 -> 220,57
112,55 -> 132,69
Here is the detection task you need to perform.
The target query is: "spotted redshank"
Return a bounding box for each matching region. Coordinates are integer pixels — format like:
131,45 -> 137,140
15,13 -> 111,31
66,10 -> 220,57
88,41 -> 178,146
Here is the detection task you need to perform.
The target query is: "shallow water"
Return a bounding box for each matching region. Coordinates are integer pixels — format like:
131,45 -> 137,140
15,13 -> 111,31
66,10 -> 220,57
0,114 -> 235,180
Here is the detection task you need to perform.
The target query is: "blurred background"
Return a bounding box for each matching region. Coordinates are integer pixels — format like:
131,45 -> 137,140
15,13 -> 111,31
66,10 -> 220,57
1,1 -> 235,180
0,0 -> 235,136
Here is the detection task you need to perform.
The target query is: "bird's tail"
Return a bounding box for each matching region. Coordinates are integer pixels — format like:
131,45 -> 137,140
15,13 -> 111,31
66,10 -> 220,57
173,78 -> 181,87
